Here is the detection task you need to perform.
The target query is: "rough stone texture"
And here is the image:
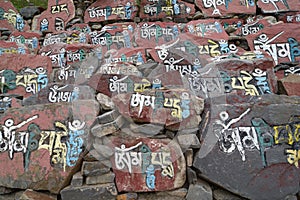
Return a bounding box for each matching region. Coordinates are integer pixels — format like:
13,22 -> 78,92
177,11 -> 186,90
86,172 -> 115,185
91,115 -> 125,138
70,172 -> 83,187
97,109 -> 120,124
186,180 -> 213,200
187,167 -> 197,185
96,93 -> 115,111
32,0 -> 75,32
93,144 -> 114,159
257,0 -> 300,13
195,0 -> 256,17
116,193 -> 138,200
194,94 -> 300,200
8,31 -> 41,53
111,137 -> 186,192
185,148 -> 194,167
20,5 -> 43,20
213,189 -> 244,200
140,0 -> 195,20
84,0 -> 137,23
138,188 -> 187,200
0,54 -> 52,98
81,161 -> 111,176
129,123 -> 164,136
176,134 -> 201,150
278,12 -> 300,24
0,100 -> 98,193
60,183 -> 117,200
19,189 -> 56,200
279,75 -> 300,96
0,186 -> 13,194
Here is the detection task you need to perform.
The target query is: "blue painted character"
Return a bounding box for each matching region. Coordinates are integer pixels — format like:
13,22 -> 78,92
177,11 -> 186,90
146,165 -> 156,190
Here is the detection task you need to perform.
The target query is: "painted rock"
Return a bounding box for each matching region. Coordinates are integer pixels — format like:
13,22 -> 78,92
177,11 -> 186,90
194,94 -> 300,200
0,100 -> 99,193
135,22 -> 181,48
0,0 -> 30,32
139,0 -> 195,20
183,19 -> 229,40
110,137 -> 186,192
278,12 -> 300,23
112,89 -> 203,130
257,0 -> 300,14
246,23 -> 300,65
42,31 -> 90,47
0,54 -> 52,98
195,0 -> 256,17
67,23 -> 92,33
84,0 -> 138,23
8,31 -> 41,54
32,0 -> 75,33
0,40 -> 29,55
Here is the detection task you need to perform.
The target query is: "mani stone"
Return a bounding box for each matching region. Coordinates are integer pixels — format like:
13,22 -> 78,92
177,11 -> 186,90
32,0 -> 75,33
257,0 -> 300,13
0,100 -> 98,193
60,183 -> 117,200
195,0 -> 255,17
97,109 -> 120,124
116,193 -> 138,200
193,94 -> 300,200
0,54 -> 52,98
186,180 -> 213,200
111,137 -> 186,192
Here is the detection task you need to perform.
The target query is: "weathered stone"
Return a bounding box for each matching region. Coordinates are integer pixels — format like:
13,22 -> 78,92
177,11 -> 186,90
278,74 -> 300,96
0,186 -> 13,194
91,116 -> 125,138
97,110 -> 120,124
278,12 -> 300,24
176,134 -> 201,151
70,172 -> 83,187
187,167 -> 197,184
20,5 -> 42,19
86,172 -> 115,185
195,0 -> 255,17
84,0 -> 137,23
0,54 -> 52,98
0,100 -> 98,193
185,148 -> 194,167
22,84 -> 95,106
112,89 -> 203,131
81,161 -> 111,176
257,0 -> 300,13
213,189 -> 243,200
284,195 -> 297,200
0,191 -> 24,200
138,188 -> 188,200
93,144 -> 114,158
111,137 -> 186,192
194,94 -> 300,200
19,189 -> 56,200
140,0 -> 195,20
32,0 -> 75,33
9,31 -> 41,53
60,183 -> 117,200
129,123 -> 164,136
247,23 -> 300,65
96,93 -> 115,111
116,193 -> 138,200
186,180 -> 213,200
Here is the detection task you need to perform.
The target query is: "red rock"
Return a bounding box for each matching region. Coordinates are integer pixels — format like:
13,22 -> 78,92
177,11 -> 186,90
279,74 -> 300,96
0,54 -> 52,98
0,40 -> 29,55
139,0 -> 195,20
32,0 -> 75,33
0,100 -> 99,193
183,19 -> 229,40
42,31 -> 90,47
278,12 -> 300,23
0,0 -> 30,32
135,22 -> 181,48
84,0 -> 138,23
195,0 -> 256,17
67,23 -> 92,33
9,31 -> 41,53
257,0 -> 300,13
246,23 -> 300,65
110,137 -> 186,192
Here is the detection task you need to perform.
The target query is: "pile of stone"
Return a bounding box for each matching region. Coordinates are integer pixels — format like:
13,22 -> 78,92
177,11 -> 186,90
0,0 -> 299,199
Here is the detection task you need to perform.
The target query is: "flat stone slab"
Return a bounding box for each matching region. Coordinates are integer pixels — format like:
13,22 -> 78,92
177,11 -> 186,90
84,0 -> 138,22
32,0 -> 75,32
9,31 -> 41,54
0,41 -> 29,55
195,0 -> 256,17
278,12 -> 300,24
0,100 -> 99,193
257,0 -> 300,13
246,23 -> 300,65
194,94 -> 300,200
0,54 -> 52,98
110,137 -> 186,192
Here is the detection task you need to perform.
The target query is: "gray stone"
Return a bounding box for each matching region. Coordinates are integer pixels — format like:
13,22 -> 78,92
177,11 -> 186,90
81,161 -> 111,176
0,186 -> 13,195
176,134 -> 201,150
177,128 -> 199,135
93,144 -> 114,158
185,148 -> 194,167
96,93 -> 115,111
97,110 -> 120,124
60,183 -> 117,200
187,167 -> 197,185
91,116 -> 125,138
129,123 -> 164,136
20,6 -> 41,19
186,180 -> 213,200
0,191 -> 23,200
194,94 -> 300,200
284,195 -> 297,200
138,188 -> 187,200
71,172 -> 83,187
213,189 -> 243,200
19,189 -> 56,200
86,172 -> 115,185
